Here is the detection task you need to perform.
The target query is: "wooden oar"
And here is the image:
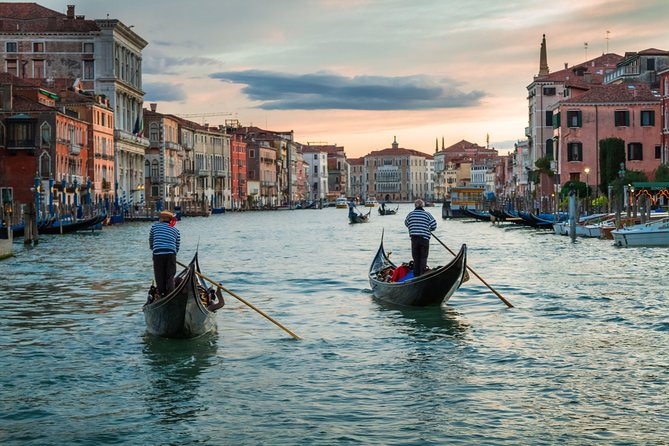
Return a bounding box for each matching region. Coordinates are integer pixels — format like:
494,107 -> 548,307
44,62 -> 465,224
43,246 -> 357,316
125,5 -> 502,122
177,260 -> 301,340
431,234 -> 514,308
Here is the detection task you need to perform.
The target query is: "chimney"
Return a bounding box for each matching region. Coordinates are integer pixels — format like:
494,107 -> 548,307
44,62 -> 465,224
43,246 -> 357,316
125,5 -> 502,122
150,103 -> 157,112
67,5 -> 75,19
564,63 -> 568,69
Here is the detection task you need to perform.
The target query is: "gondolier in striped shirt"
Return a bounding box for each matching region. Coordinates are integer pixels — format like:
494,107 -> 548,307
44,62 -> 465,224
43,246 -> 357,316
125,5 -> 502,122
149,211 -> 181,297
404,199 -> 437,277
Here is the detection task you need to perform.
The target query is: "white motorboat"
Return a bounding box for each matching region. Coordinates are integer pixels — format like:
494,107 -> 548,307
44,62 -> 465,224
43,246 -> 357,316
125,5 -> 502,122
612,217 -> 669,247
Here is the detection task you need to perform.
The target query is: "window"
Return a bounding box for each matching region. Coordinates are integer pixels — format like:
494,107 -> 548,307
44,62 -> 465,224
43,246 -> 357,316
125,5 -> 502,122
6,59 -> 17,75
567,142 -> 583,161
545,139 -> 554,160
6,42 -> 17,52
149,122 -> 159,141
552,112 -> 560,128
249,149 -> 255,158
647,58 -> 655,71
40,122 -> 51,147
628,143 -> 643,161
543,87 -> 556,96
655,145 -> 662,160
567,110 -> 582,128
151,160 -> 159,178
545,110 -> 553,127
313,154 -> 317,160
640,110 -> 655,126
567,110 -> 581,128
615,110 -> 630,127
313,165 -> 318,174
83,42 -> 94,53
83,60 -> 94,80
32,42 -> 44,52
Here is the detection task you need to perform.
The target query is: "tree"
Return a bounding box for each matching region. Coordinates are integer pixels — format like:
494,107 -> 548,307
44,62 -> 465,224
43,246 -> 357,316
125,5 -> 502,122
534,156 -> 554,177
598,137 -> 625,194
655,163 -> 669,182
559,180 -> 589,199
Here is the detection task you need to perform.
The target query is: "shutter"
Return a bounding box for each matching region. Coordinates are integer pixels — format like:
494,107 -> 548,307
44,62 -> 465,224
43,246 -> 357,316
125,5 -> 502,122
625,111 -> 630,127
577,111 -> 582,127
553,112 -> 560,128
578,144 -> 583,161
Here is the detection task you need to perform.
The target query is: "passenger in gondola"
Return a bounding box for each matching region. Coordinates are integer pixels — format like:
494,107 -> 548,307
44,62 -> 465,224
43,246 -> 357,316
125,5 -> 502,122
149,210 -> 181,297
404,199 -> 437,277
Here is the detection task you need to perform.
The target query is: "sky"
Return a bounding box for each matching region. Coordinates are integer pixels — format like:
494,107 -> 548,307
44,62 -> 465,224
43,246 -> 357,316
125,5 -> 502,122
36,0 -> 669,157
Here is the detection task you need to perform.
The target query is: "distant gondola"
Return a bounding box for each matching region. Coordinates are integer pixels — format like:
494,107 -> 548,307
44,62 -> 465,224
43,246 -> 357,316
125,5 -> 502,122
462,208 -> 491,222
378,204 -> 399,216
368,235 -> 467,306
143,255 -> 219,339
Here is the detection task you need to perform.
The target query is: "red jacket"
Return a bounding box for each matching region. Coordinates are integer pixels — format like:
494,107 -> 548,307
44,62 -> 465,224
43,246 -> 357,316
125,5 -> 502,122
391,264 -> 411,282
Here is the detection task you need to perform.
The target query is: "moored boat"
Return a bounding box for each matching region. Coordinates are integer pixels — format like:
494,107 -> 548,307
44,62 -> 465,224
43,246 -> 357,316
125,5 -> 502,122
143,255 -> 219,338
368,236 -> 467,306
612,217 -> 669,247
39,213 -> 106,235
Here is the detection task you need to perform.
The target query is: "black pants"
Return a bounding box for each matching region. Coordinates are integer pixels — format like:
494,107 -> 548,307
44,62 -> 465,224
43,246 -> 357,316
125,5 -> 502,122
411,236 -> 430,277
153,253 -> 176,296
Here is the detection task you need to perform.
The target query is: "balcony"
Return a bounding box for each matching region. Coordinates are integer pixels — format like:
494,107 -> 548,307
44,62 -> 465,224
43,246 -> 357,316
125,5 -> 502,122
69,144 -> 81,155
165,176 -> 179,185
165,141 -> 182,151
8,138 -> 36,149
197,169 -> 210,177
182,168 -> 195,175
114,129 -> 150,147
261,180 -> 276,187
525,127 -> 531,137
214,170 -> 225,177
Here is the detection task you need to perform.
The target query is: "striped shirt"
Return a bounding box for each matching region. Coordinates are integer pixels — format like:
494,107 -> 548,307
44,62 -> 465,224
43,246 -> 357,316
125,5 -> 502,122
405,208 -> 437,239
149,222 -> 181,255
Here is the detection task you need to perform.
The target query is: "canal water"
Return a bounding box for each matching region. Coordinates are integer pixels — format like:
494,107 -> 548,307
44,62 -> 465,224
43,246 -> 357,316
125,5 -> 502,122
1,206 -> 667,445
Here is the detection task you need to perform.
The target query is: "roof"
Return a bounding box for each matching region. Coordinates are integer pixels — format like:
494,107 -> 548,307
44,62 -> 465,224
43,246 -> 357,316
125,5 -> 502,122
347,157 -> 364,165
367,147 -> 433,159
0,3 -> 99,32
561,83 -> 660,104
532,53 -> 623,86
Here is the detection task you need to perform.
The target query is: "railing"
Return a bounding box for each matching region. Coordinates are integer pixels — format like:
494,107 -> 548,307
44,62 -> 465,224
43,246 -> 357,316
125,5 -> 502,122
165,141 -> 182,151
604,66 -> 640,84
114,129 -> 150,147
69,144 -> 81,155
214,170 -> 225,177
197,169 -> 210,177
7,139 -> 36,149
165,176 -> 179,185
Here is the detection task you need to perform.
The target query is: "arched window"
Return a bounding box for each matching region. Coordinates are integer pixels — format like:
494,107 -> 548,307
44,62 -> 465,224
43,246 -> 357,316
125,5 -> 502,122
40,122 -> 51,147
151,159 -> 159,178
144,159 -> 150,177
150,122 -> 159,142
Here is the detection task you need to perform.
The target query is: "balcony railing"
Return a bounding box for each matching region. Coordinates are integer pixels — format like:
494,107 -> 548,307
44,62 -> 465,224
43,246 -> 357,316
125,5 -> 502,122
165,176 -> 179,185
69,144 -> 81,155
8,139 -> 36,149
214,170 -> 225,177
114,129 -> 150,147
165,141 -> 182,151
197,169 -> 210,177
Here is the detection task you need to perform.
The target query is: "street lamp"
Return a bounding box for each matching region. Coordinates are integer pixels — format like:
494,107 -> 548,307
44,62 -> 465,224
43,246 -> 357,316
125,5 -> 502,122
584,167 -> 590,213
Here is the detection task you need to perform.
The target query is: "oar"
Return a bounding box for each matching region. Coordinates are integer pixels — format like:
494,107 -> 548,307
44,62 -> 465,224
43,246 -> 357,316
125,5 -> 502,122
177,260 -> 301,340
431,234 -> 514,308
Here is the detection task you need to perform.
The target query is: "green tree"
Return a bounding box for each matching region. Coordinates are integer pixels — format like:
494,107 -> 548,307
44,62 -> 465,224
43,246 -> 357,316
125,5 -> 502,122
560,180 -> 589,199
655,163 -> 669,182
535,156 -> 554,177
598,137 -> 625,194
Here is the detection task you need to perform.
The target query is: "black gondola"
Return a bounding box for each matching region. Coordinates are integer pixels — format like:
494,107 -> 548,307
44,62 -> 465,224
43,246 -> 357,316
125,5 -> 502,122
349,209 -> 371,224
39,213 -> 106,235
378,205 -> 399,216
143,255 -> 218,339
368,235 -> 467,306
462,208 -> 491,222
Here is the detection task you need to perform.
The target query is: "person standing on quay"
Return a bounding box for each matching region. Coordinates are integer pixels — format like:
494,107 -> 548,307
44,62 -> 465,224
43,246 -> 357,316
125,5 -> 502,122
404,199 -> 437,277
149,211 -> 180,297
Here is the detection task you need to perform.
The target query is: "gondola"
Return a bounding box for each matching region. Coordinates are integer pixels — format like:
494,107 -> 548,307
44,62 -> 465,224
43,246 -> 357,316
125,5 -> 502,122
462,208 -> 491,222
143,254 -> 218,339
368,235 -> 467,306
349,209 -> 371,224
39,213 -> 106,235
378,204 -> 399,216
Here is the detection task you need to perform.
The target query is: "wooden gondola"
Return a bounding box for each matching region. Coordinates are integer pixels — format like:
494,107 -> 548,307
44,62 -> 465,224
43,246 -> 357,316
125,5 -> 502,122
39,213 -> 106,235
143,254 -> 218,339
378,204 -> 399,216
368,235 -> 467,306
462,208 -> 491,222
349,209 -> 371,224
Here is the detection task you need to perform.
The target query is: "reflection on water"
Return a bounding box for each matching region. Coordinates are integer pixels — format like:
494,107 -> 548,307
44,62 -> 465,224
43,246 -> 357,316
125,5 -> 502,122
373,299 -> 470,339
142,333 -> 219,424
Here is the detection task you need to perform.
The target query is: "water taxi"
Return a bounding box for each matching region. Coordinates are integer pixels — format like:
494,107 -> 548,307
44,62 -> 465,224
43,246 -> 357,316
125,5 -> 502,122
365,197 -> 378,207
335,196 -> 348,208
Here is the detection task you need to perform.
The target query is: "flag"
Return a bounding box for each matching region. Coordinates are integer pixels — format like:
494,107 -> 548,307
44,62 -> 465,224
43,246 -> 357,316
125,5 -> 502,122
133,115 -> 144,137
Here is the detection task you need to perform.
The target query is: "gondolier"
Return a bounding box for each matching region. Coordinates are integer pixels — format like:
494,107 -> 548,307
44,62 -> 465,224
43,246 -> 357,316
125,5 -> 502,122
149,210 -> 181,297
404,199 -> 437,277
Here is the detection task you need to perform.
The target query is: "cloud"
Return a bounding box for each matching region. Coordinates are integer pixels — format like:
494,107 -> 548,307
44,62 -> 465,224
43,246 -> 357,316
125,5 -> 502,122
143,49 -> 219,75
209,70 -> 486,110
144,82 -> 187,102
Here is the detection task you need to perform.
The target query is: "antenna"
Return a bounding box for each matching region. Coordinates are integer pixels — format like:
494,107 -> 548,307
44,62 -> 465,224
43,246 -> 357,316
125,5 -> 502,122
605,30 -> 610,53
584,42 -> 588,60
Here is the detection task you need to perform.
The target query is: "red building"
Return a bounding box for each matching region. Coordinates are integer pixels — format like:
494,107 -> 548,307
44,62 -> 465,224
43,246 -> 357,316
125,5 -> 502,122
661,68 -> 669,163
229,132 -> 247,209
554,83 -> 661,191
